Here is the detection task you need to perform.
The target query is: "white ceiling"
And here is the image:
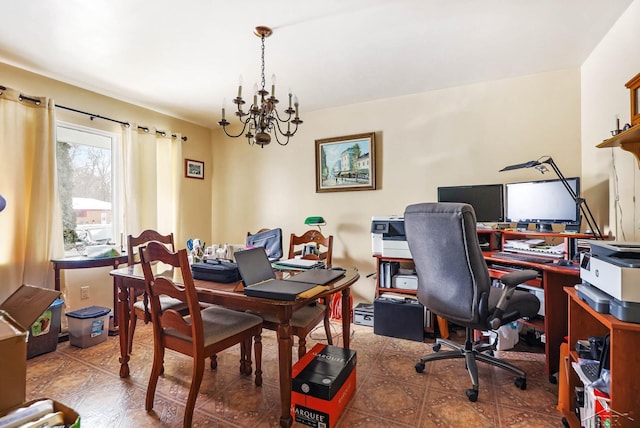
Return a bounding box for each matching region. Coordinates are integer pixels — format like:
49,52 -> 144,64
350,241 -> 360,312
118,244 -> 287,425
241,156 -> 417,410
0,1 -> 633,128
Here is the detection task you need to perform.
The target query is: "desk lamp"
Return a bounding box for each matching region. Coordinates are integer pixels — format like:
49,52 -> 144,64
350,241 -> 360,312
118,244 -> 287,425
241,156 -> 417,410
499,156 -> 603,239
304,216 -> 326,231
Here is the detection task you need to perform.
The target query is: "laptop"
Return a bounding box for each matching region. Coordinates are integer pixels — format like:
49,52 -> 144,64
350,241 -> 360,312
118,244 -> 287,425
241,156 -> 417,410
580,334 -> 610,383
234,247 -> 319,301
287,267 -> 346,285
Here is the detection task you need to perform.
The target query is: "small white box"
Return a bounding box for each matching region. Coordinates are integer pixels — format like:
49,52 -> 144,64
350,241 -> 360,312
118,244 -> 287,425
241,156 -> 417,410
65,306 -> 110,348
392,274 -> 418,290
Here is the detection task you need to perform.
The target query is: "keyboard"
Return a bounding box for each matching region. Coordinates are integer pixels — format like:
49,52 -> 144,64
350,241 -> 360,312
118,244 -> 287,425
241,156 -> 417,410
581,362 -> 600,383
492,252 -> 555,264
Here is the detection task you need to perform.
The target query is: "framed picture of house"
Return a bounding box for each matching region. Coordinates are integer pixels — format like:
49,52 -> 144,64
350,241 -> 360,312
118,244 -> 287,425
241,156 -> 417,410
315,132 -> 376,193
185,159 -> 204,179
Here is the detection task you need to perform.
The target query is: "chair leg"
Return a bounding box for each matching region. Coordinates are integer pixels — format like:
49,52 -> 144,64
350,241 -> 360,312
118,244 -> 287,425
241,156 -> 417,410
240,338 -> 252,375
210,354 -> 217,370
254,334 -> 262,387
127,300 -> 137,354
183,357 -> 205,428
146,346 -> 165,412
298,336 -> 307,360
415,327 -> 527,402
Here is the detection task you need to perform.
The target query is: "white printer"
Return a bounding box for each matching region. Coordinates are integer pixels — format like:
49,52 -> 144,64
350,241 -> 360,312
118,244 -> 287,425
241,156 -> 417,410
371,216 -> 412,259
579,241 -> 640,323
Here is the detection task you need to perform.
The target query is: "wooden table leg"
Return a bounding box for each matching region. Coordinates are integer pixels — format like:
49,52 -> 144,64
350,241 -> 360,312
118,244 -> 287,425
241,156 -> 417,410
277,315 -> 293,427
116,278 -> 131,378
341,288 -> 351,349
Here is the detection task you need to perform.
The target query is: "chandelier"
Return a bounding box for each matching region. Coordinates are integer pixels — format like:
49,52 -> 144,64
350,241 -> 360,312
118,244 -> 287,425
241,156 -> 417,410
218,26 -> 303,147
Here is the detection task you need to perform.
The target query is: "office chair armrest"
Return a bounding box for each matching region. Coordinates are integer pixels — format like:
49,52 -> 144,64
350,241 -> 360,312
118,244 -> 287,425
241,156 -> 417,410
488,269 -> 538,329
499,269 -> 538,288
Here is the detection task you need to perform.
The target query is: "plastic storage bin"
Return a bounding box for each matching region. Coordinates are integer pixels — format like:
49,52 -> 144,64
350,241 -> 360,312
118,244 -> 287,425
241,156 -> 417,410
27,298 -> 64,359
65,306 -> 111,348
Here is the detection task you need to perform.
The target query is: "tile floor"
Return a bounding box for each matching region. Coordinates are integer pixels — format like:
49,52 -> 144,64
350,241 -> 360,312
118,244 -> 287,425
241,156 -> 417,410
25,322 -> 565,427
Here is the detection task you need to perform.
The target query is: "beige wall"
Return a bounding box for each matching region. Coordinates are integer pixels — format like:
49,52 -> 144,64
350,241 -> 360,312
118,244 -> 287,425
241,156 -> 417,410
210,69 -> 583,304
1,62 -> 213,313
582,0 -> 640,240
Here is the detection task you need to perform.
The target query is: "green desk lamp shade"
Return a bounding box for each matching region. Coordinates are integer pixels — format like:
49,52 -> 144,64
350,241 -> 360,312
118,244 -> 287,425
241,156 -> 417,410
304,216 -> 326,226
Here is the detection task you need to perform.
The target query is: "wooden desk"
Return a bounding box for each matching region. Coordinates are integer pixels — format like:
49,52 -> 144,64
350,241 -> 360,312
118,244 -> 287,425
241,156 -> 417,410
110,264 -> 359,428
485,252 -> 582,377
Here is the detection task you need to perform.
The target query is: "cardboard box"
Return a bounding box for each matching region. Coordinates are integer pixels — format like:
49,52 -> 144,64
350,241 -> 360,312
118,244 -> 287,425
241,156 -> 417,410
0,284 -> 60,413
0,398 -> 80,428
291,344 -> 356,428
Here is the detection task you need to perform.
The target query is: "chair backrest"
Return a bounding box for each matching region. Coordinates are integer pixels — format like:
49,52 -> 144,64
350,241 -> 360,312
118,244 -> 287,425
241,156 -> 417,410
128,229 -> 175,265
139,241 -> 203,351
288,230 -> 333,268
404,202 -> 491,327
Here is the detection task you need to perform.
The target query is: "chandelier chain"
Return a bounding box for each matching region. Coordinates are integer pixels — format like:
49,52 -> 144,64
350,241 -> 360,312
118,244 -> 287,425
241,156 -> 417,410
260,35 -> 266,91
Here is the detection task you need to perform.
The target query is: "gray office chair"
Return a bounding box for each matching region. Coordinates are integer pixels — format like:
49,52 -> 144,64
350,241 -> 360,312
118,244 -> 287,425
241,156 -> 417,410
404,202 -> 540,402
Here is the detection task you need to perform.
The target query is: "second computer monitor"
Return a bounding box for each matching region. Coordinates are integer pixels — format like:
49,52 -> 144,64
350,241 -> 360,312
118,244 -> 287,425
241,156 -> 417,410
437,184 -> 504,223
505,177 -> 580,232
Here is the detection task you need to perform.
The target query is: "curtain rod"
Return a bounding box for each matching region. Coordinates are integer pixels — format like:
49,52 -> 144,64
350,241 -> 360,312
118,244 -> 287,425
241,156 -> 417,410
4,86 -> 188,141
56,104 -> 188,141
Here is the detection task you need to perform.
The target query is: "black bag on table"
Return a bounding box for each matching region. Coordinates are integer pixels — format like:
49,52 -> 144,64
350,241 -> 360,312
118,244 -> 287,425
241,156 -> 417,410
191,259 -> 241,283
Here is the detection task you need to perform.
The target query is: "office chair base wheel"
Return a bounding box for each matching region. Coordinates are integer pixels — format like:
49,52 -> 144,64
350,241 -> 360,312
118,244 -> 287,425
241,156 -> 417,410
415,362 -> 425,373
466,389 -> 478,402
432,343 -> 441,352
514,377 -> 526,390
548,374 -> 557,384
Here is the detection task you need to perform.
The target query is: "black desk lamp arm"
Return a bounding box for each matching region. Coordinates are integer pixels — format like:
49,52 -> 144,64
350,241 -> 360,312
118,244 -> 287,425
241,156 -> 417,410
541,157 -> 603,239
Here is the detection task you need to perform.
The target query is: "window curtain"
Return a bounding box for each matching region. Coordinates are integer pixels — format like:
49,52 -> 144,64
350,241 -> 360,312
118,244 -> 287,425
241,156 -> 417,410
118,126 -> 183,245
0,86 -> 63,300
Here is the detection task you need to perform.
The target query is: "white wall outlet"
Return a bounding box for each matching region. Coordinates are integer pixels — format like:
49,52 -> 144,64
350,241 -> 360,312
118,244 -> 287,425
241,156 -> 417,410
81,286 -> 90,300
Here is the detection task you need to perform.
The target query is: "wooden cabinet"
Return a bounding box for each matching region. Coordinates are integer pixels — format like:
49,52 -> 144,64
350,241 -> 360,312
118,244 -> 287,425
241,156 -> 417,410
561,287 -> 640,427
373,254 -> 447,336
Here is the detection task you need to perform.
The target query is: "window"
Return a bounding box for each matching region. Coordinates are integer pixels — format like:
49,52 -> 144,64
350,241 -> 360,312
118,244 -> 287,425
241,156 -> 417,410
56,123 -> 120,256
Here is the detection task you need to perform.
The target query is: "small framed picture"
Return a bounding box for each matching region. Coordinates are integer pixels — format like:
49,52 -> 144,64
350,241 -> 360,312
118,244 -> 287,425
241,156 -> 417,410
185,159 -> 204,179
315,132 -> 376,193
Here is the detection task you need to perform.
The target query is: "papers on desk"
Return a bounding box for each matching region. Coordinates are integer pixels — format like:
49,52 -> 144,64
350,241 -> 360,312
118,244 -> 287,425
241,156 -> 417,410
272,258 -> 324,270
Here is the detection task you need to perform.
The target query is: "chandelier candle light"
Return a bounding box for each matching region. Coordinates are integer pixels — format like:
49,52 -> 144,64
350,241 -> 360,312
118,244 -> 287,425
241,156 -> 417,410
218,26 -> 302,147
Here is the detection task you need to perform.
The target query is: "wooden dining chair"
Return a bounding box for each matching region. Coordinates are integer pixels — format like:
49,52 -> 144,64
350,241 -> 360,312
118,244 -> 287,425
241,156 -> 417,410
126,229 -> 187,353
258,230 -> 335,359
140,241 -> 263,428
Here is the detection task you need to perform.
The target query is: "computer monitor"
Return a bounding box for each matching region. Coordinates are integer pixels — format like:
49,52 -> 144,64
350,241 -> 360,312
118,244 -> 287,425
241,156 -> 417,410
505,177 -> 581,232
437,184 -> 504,223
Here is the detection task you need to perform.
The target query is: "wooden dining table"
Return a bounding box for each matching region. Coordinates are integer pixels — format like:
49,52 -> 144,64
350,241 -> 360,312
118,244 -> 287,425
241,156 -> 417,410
110,263 -> 359,427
